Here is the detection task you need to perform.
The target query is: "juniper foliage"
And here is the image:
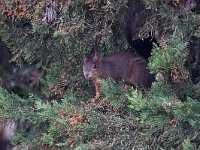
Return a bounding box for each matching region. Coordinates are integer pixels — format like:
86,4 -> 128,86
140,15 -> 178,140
0,0 -> 200,149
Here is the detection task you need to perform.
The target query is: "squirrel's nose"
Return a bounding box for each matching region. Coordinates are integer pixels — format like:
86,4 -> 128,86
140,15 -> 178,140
84,73 -> 89,78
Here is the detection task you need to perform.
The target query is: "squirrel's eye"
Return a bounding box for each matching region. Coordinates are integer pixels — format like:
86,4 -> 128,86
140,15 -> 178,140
93,64 -> 97,68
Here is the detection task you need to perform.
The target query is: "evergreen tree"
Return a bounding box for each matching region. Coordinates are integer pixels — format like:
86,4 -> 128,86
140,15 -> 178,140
0,0 -> 200,149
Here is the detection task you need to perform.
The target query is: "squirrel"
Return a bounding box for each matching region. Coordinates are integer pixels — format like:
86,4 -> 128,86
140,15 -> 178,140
83,46 -> 155,102
83,3 -> 158,102
125,3 -> 159,60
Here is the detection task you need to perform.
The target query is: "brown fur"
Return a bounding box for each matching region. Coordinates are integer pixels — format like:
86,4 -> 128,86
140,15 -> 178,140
0,128 -> 10,150
83,47 -> 155,102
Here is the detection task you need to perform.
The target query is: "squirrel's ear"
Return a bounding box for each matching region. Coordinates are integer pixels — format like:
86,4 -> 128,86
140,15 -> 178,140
83,56 -> 87,63
93,45 -> 100,61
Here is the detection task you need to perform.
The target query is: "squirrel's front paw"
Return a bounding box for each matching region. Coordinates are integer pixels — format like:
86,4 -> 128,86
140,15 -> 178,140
90,98 -> 96,104
90,95 -> 100,103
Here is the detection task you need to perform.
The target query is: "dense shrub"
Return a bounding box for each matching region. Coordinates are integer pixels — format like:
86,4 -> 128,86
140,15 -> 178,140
0,0 -> 200,149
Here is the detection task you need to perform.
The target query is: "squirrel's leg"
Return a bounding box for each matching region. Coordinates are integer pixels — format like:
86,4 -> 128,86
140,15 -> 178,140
91,79 -> 100,103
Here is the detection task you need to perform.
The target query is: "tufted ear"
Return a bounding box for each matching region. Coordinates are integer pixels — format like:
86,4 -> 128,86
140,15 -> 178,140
83,56 -> 87,63
93,44 -> 101,61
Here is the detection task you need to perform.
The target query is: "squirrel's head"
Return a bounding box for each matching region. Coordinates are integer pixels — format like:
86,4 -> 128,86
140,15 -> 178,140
83,45 -> 102,80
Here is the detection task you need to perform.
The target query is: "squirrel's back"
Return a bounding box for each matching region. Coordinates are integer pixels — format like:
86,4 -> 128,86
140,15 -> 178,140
83,50 -> 154,89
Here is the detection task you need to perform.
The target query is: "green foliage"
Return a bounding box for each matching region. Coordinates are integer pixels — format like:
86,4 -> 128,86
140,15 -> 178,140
11,132 -> 24,145
0,87 -> 106,149
183,138 -> 197,150
0,0 -> 129,66
0,88 -> 35,120
99,78 -> 131,112
99,78 -> 122,100
149,37 -> 188,76
172,97 -> 200,128
0,0 -> 200,149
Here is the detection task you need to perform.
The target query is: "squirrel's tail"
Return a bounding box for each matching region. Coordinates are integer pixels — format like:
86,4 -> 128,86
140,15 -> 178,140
126,4 -> 158,60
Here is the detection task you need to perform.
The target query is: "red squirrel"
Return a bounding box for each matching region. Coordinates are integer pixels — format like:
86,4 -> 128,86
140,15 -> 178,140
83,46 -> 154,102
